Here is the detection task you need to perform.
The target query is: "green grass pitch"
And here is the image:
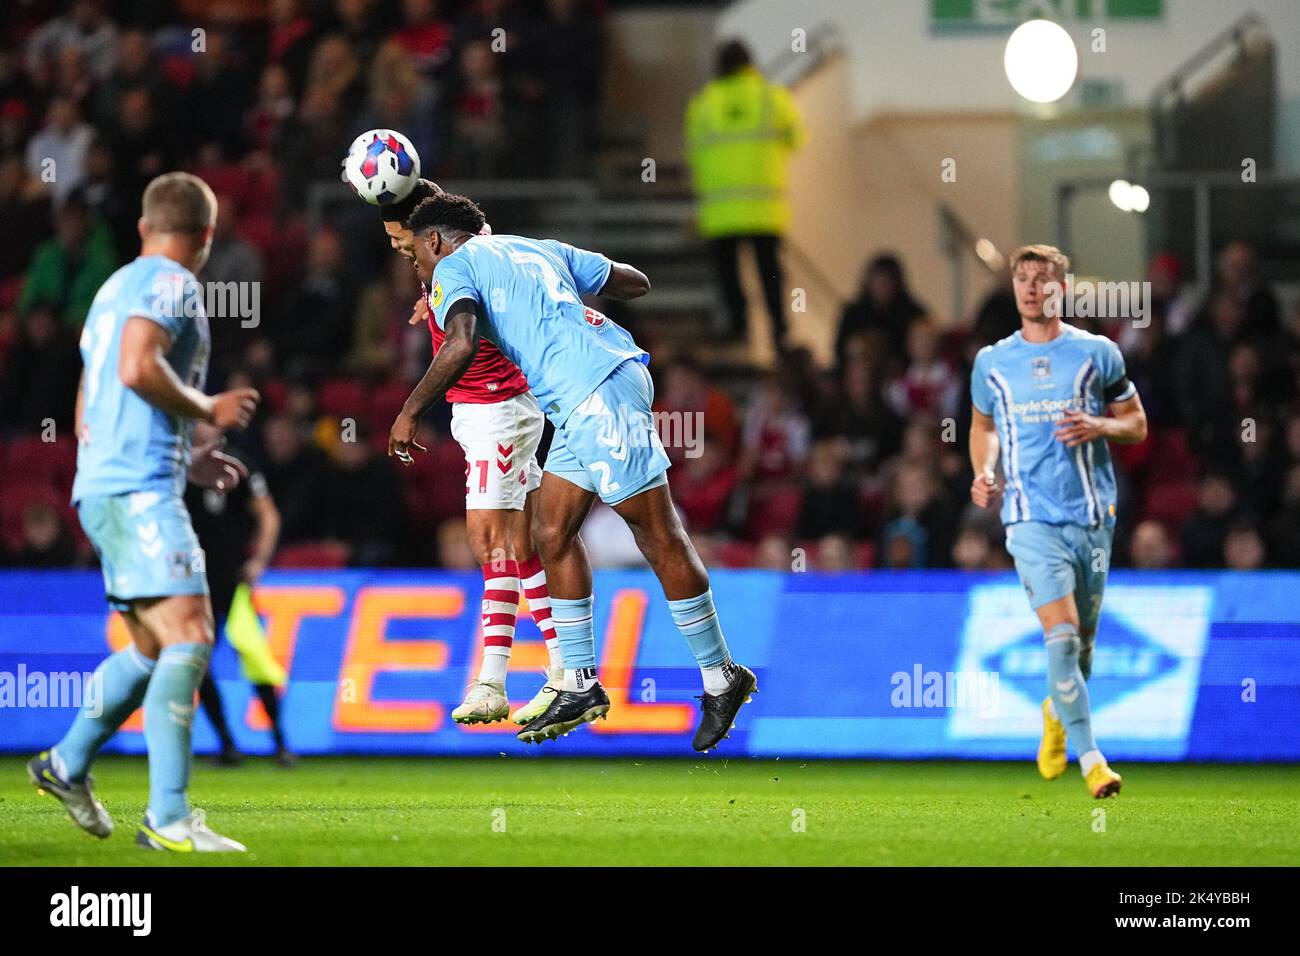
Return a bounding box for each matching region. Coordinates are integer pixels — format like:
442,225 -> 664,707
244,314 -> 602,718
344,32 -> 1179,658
2,756 -> 1298,866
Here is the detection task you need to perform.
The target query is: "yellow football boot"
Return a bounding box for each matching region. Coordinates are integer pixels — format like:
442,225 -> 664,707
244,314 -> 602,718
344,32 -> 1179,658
1085,761 -> 1123,798
1036,697 -> 1068,780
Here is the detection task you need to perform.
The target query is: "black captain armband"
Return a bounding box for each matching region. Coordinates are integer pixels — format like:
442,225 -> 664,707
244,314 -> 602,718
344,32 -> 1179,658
1103,376 -> 1134,402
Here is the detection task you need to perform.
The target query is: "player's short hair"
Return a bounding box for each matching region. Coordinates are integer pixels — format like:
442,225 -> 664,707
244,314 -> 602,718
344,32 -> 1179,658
1009,243 -> 1070,278
381,178 -> 443,224
408,192 -> 487,240
141,172 -> 216,235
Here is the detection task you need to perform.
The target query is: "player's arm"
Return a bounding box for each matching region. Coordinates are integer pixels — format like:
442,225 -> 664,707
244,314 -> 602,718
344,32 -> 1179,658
1054,391 -> 1148,447
389,300 -> 481,463
597,262 -> 651,300
243,477 -> 281,583
969,407 -> 1002,508
118,316 -> 258,428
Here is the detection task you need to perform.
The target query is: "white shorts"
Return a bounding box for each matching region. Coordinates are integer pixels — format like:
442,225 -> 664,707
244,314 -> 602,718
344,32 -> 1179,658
450,392 -> 545,511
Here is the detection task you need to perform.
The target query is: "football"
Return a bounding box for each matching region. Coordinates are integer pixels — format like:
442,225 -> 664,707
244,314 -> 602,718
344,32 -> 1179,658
341,128 -> 421,205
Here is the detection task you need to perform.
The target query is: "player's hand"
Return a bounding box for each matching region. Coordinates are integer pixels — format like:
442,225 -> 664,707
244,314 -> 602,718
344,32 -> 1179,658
970,471 -> 1002,509
210,388 -> 260,429
409,296 -> 429,326
1054,409 -> 1108,448
388,411 -> 427,466
190,448 -> 249,494
240,556 -> 268,584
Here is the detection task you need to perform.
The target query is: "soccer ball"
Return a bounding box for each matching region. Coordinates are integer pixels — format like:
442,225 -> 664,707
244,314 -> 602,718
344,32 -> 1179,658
341,129 -> 421,206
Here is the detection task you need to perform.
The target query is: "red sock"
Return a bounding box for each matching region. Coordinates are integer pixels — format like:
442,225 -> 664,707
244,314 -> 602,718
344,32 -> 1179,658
479,560 -> 520,682
519,554 -> 561,664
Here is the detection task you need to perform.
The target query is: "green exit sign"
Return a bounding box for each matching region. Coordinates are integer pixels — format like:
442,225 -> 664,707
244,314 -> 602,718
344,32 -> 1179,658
932,0 -> 1162,31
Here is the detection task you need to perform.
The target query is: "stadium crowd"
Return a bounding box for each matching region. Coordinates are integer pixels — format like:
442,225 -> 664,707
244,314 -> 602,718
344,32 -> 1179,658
2,1 -> 1299,574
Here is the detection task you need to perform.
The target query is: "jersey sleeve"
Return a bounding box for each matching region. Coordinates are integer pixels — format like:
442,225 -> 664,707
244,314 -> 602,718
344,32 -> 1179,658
1099,338 -> 1136,403
130,268 -> 198,340
429,253 -> 480,330
551,240 -> 613,296
970,347 -> 995,416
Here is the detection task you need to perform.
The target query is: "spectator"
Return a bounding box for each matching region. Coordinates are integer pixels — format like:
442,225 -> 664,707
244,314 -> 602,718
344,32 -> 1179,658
4,502 -> 78,568
322,426 -> 406,566
685,40 -> 804,348
1224,522 -> 1266,571
183,30 -> 256,160
753,534 -> 793,571
670,441 -> 740,534
26,0 -> 119,84
532,0 -> 602,176
0,305 -> 81,431
0,156 -> 53,282
885,318 -> 961,421
1129,520 -> 1174,569
71,137 -> 136,265
272,227 -> 357,374
93,29 -> 168,130
392,0 -> 455,75
797,439 -> 866,541
835,253 -> 929,365
654,356 -> 740,467
445,39 -> 508,177
1180,473 -> 1240,568
18,196 -> 117,329
738,372 -> 810,486
244,64 -> 296,153
24,96 -> 94,204
815,534 -> 856,572
261,414 -> 330,544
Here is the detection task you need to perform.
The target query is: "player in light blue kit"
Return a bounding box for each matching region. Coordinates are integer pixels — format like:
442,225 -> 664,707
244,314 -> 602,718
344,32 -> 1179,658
392,192 -> 756,752
27,173 -> 260,850
969,244 -> 1147,798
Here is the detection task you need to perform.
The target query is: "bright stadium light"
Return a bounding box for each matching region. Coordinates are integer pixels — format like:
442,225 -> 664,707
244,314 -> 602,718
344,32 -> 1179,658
1108,179 -> 1150,213
1004,19 -> 1078,103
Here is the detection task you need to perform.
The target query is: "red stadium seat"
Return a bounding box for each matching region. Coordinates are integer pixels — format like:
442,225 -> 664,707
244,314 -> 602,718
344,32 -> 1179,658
744,484 -> 803,540
0,480 -> 66,551
1142,479 -> 1199,528
273,540 -> 350,568
367,380 -> 412,433
317,377 -> 366,418
3,435 -> 77,496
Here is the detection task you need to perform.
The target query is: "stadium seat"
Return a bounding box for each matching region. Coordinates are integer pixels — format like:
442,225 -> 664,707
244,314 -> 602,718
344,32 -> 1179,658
1142,479 -> 1199,528
317,377 -> 367,418
273,540 -> 350,568
3,435 -> 77,496
744,485 -> 803,540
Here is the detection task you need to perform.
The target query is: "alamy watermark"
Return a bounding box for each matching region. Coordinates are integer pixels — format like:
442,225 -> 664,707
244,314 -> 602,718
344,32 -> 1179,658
890,664 -> 1001,718
152,275 -> 261,328
1044,275 -> 1151,328
0,665 -> 103,716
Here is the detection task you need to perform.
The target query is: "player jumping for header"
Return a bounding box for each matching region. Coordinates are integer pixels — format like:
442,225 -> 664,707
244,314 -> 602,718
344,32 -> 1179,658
28,172 -> 260,850
379,179 -> 560,727
968,244 -> 1147,798
390,192 -> 756,752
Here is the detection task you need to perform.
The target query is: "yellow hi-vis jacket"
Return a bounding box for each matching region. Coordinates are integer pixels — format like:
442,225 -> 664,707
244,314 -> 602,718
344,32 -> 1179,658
685,66 -> 805,238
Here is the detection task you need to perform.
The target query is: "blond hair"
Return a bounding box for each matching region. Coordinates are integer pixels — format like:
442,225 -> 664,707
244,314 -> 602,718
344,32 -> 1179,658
141,172 -> 217,235
1009,243 -> 1070,279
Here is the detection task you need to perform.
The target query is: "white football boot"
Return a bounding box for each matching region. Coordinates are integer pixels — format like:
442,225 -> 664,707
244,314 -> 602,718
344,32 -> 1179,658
452,681 -> 510,724
137,811 -> 247,852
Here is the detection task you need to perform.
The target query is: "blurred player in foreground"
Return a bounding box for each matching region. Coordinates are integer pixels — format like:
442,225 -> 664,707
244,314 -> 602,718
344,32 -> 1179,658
392,193 -> 756,752
380,180 -> 560,725
968,244 -> 1147,798
28,173 -> 259,851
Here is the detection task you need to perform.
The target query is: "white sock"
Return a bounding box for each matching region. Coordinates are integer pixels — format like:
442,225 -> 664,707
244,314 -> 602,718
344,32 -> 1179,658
1046,697 -> 1059,721
701,658 -> 736,695
562,667 -> 598,692
478,649 -> 509,685
1079,748 -> 1105,774
545,637 -> 563,674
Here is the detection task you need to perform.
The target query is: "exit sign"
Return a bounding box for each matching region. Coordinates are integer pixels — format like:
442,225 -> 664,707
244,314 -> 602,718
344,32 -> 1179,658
932,0 -> 1162,31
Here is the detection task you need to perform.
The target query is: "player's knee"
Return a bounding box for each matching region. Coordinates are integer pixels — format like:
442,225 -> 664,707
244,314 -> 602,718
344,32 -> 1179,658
532,515 -> 573,562
631,521 -> 691,571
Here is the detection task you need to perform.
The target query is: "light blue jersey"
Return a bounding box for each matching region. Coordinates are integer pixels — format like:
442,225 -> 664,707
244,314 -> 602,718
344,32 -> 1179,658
971,324 -> 1135,529
428,234 -> 647,426
71,255 -> 210,503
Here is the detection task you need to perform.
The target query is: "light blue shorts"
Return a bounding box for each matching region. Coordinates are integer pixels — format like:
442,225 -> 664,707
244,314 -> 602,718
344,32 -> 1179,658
76,491 -> 208,611
544,359 -> 671,506
1004,521 -> 1113,634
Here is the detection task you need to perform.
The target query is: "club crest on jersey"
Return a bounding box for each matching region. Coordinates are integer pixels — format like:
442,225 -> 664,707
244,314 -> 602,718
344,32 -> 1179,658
1031,357 -> 1051,379
429,282 -> 444,309
584,307 -> 606,328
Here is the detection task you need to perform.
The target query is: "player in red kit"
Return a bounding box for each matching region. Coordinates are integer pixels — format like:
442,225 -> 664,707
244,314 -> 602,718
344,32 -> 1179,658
381,180 -> 561,724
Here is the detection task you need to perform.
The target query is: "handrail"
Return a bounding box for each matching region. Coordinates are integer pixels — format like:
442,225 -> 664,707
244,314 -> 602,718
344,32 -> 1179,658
763,22 -> 843,88
1150,12 -> 1269,111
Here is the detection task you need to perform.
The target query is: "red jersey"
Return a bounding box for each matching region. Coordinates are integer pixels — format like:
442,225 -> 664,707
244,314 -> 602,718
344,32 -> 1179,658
425,292 -> 530,405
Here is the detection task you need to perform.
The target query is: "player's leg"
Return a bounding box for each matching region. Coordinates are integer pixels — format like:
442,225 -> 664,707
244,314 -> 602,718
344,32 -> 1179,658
518,468 -> 606,742
29,493 -> 156,838
30,604 -> 157,838
510,480 -> 566,725
611,481 -> 756,752
452,506 -> 521,724
198,577 -> 241,765
252,683 -> 294,766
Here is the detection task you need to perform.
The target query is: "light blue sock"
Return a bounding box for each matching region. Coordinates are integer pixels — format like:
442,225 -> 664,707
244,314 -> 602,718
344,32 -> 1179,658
1045,622 -> 1097,756
144,642 -> 210,828
669,590 -> 734,693
551,596 -> 596,670
53,646 -> 156,782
